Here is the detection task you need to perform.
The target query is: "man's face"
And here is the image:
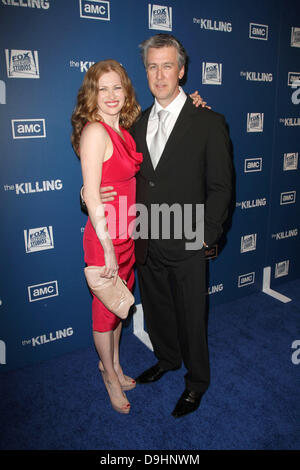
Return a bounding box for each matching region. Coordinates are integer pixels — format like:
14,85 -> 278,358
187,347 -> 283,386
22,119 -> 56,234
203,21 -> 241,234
146,46 -> 184,108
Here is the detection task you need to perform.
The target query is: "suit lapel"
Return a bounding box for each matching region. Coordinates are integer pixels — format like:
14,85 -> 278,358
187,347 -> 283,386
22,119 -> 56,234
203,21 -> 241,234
138,107 -> 155,176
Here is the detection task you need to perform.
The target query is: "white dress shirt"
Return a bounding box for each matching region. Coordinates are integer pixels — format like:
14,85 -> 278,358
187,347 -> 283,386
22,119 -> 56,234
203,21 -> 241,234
146,86 -> 187,158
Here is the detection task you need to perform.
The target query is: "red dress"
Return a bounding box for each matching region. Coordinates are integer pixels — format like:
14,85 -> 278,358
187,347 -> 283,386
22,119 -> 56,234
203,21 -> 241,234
83,122 -> 143,332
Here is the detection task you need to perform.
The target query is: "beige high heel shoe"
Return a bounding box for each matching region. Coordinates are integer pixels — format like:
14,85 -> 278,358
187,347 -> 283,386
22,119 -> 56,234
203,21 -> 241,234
101,370 -> 131,414
99,362 -> 136,391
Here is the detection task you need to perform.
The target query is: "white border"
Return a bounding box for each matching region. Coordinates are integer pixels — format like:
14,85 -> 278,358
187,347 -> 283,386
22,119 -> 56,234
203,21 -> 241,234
11,119 -> 46,139
280,190 -> 296,205
148,4 -> 172,31
283,153 -> 298,171
240,233 -> 257,253
244,157 -> 262,173
247,113 -> 264,132
133,304 -> 153,351
5,49 -> 40,79
238,272 -> 255,288
79,0 -> 110,21
291,27 -> 300,48
262,267 -> 291,303
287,72 -> 300,87
275,261 -> 290,279
249,23 -> 268,40
28,281 -> 59,302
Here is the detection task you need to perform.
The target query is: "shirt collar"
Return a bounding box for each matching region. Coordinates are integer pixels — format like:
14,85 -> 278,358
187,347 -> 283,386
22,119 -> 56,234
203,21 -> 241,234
150,87 -> 187,119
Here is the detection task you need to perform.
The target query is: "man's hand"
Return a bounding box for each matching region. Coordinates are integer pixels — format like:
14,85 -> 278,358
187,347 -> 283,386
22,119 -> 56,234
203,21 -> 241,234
189,91 -> 211,109
100,186 -> 117,203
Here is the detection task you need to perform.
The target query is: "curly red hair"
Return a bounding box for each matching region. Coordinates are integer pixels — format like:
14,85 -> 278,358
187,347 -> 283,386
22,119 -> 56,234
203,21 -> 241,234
71,59 -> 141,156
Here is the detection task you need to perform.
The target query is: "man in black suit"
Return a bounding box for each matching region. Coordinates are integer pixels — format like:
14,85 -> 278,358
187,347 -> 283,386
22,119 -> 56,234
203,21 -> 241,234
103,34 -> 232,418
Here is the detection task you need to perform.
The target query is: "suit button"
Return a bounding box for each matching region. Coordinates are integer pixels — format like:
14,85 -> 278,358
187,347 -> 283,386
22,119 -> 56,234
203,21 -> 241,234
149,181 -> 155,187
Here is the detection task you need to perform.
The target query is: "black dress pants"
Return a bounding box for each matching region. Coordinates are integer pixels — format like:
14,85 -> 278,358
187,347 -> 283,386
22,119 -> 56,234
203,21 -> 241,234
136,241 -> 210,394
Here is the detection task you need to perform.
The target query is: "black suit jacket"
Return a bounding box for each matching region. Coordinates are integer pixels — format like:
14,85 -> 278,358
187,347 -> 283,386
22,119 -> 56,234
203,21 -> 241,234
131,96 -> 232,264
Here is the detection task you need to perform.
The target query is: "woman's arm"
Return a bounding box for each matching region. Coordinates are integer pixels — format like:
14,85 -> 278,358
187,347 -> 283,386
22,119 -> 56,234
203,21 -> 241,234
80,123 -> 118,281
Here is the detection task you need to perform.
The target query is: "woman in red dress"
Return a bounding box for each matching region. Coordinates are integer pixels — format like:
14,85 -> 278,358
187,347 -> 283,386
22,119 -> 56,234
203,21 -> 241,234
71,60 -> 142,414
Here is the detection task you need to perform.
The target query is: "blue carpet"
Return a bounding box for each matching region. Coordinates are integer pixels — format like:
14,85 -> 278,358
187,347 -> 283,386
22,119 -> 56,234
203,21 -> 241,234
1,279 -> 299,450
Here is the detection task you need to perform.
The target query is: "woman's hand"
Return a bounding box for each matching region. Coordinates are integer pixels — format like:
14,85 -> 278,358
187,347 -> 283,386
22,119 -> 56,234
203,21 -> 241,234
189,91 -> 211,109
103,246 -> 119,284
100,186 -> 117,203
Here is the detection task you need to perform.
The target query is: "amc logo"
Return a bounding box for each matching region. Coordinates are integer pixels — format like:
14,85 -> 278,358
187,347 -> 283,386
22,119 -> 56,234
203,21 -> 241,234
280,191 -> 296,205
12,119 -> 46,139
244,157 -> 262,173
249,23 -> 268,40
238,272 -> 255,288
79,0 -> 110,20
28,280 -> 58,302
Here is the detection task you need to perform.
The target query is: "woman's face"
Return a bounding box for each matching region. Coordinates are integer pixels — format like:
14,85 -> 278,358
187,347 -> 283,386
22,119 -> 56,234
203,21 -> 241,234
96,70 -> 126,122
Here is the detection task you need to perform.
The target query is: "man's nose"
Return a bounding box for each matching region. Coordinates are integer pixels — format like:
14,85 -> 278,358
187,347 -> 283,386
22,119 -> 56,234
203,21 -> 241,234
156,66 -> 163,79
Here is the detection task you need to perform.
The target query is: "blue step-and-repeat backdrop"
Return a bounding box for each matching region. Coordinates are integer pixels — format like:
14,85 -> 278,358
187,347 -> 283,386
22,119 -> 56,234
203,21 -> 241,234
0,0 -> 299,371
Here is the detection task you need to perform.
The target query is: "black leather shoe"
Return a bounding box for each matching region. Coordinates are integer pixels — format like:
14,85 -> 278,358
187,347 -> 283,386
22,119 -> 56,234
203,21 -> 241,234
171,388 -> 203,418
135,363 -> 171,384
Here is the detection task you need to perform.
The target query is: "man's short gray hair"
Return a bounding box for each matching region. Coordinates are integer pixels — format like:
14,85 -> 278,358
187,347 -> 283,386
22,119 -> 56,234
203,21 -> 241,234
139,34 -> 187,69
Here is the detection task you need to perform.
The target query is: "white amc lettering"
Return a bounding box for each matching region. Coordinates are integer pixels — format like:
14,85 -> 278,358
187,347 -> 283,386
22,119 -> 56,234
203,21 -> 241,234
84,4 -> 106,14
241,275 -> 253,284
17,123 -> 40,133
253,27 -> 266,36
248,162 -> 260,169
33,286 -> 53,296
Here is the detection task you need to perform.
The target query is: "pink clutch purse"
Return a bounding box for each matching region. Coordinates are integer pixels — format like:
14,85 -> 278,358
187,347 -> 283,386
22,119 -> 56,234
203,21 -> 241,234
84,266 -> 135,319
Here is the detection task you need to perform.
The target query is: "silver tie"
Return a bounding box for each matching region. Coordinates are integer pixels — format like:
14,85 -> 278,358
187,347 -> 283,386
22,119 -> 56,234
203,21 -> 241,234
150,109 -> 169,169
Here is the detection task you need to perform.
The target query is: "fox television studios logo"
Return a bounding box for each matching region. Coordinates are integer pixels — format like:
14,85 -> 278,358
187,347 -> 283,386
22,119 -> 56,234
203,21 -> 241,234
5,49 -> 39,78
247,113 -> 264,132
240,234 -> 257,253
202,63 -> 222,85
24,226 -> 54,253
291,27 -> 300,47
275,260 -> 289,278
149,4 -> 172,31
283,153 -> 298,171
